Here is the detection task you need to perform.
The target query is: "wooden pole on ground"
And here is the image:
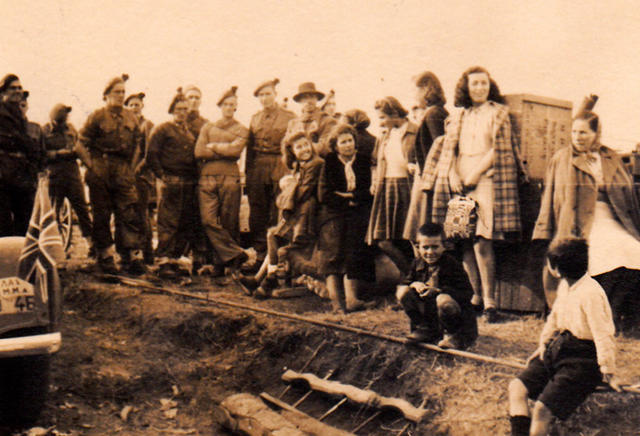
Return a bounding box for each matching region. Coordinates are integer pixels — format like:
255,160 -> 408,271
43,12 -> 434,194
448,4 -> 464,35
100,275 -> 528,370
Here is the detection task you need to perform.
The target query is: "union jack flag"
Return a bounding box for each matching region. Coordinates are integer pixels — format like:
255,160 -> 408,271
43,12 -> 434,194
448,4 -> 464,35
17,176 -> 64,301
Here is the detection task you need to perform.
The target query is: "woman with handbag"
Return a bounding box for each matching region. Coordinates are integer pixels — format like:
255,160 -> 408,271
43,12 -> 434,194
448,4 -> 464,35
366,97 -> 419,275
421,67 -> 521,321
533,95 -> 640,331
316,124 -> 376,312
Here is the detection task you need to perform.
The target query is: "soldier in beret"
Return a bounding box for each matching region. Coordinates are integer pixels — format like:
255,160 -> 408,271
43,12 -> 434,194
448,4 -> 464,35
285,82 -> 337,158
184,85 -> 209,138
125,91 -> 155,264
147,90 -> 203,278
0,74 -> 41,236
195,86 -> 253,276
74,74 -> 146,275
42,103 -> 93,243
19,91 -> 46,168
246,78 -> 295,255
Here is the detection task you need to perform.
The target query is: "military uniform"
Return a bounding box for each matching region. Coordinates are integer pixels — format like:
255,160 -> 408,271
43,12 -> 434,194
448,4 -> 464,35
76,106 -> 143,259
147,121 -> 200,260
0,101 -> 40,236
195,118 -> 248,265
246,104 -> 295,251
285,107 -> 336,158
42,121 -> 92,238
130,116 -> 155,262
186,111 -> 208,139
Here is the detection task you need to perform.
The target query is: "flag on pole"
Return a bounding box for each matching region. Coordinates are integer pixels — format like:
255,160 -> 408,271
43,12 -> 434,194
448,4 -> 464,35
17,176 -> 65,297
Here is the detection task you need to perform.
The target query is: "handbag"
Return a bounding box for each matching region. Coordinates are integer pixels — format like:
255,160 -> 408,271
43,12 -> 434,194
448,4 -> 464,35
443,195 -> 477,240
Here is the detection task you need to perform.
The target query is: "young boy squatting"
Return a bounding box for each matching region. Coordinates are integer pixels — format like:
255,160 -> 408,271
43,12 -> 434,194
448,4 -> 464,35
396,223 -> 478,350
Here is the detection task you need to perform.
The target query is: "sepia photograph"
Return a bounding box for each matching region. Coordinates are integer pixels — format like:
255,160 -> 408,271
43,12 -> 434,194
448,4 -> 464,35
1,1 -> 640,434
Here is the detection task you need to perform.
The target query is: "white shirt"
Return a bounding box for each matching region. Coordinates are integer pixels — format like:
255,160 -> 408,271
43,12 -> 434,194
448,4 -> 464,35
539,274 -> 616,374
383,122 -> 409,178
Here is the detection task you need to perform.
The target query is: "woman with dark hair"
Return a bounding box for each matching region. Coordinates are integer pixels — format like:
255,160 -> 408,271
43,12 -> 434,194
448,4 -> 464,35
366,96 -> 419,275
403,71 -> 449,241
316,124 -> 375,312
413,71 -> 448,171
342,109 -> 376,162
533,95 -> 640,330
420,66 -> 521,321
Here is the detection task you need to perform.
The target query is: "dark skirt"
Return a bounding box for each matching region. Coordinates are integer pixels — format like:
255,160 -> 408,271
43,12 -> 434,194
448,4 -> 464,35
315,205 -> 376,281
366,177 -> 411,243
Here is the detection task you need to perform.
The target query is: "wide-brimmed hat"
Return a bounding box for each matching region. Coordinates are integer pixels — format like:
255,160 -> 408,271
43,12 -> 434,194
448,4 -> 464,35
293,82 -> 325,102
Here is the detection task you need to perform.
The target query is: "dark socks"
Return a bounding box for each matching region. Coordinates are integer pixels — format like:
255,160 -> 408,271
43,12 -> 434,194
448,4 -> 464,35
510,415 -> 531,436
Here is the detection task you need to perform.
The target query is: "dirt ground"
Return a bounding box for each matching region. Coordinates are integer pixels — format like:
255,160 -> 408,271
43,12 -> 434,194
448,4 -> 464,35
7,236 -> 640,436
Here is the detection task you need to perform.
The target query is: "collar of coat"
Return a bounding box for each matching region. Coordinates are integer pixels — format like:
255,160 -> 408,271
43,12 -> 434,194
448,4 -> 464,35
569,144 -> 622,184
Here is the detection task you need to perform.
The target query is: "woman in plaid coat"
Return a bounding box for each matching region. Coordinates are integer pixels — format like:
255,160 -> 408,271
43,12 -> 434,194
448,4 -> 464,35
419,66 -> 521,321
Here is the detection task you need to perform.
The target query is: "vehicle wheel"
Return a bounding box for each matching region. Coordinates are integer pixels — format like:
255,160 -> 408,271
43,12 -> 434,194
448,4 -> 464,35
56,197 -> 74,252
0,354 -> 50,425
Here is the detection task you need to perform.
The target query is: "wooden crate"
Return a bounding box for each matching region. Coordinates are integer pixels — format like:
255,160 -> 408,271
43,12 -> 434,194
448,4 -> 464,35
493,95 -> 572,312
505,94 -> 572,182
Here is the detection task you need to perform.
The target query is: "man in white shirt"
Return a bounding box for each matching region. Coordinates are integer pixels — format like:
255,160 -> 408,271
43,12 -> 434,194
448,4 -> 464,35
508,238 -> 622,436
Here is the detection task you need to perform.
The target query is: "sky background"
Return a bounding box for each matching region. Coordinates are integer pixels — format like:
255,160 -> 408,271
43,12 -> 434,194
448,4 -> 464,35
4,0 -> 640,151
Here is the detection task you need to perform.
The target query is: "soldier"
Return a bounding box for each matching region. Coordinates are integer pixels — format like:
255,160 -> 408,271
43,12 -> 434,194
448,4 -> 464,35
42,103 -> 93,243
146,89 -> 201,278
19,91 -> 46,167
195,86 -> 252,276
0,74 -> 40,236
125,92 -> 155,264
285,82 -> 337,157
74,74 -> 146,275
184,84 -> 209,138
246,78 -> 295,254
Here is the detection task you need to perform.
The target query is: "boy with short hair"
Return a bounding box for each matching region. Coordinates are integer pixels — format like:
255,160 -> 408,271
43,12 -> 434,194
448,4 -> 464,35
508,238 -> 622,436
396,223 -> 478,349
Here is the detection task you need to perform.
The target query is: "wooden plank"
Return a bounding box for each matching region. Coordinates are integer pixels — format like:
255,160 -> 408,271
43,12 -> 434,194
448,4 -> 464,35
217,393 -> 305,436
281,370 -> 427,423
259,392 -> 355,436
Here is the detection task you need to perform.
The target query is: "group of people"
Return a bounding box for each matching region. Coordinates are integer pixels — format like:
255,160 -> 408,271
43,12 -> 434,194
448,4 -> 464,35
1,66 -> 637,434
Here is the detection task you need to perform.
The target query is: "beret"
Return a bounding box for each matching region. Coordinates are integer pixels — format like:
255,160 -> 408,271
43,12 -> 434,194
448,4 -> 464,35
253,78 -> 279,97
217,86 -> 238,107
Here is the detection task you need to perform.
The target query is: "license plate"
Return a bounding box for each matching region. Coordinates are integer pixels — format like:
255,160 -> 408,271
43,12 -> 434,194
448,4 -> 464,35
0,277 -> 36,314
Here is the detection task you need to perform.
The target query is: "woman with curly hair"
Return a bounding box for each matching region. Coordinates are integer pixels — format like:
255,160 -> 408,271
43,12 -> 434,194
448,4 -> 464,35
420,66 -> 521,321
316,124 -> 376,312
366,96 -> 419,275
342,108 -> 376,162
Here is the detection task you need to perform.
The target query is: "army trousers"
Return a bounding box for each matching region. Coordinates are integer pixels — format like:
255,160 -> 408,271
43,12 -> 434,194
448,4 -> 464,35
0,157 -> 36,237
85,155 -> 142,253
49,162 -> 93,238
198,174 -> 244,265
246,153 -> 283,252
156,175 -> 203,259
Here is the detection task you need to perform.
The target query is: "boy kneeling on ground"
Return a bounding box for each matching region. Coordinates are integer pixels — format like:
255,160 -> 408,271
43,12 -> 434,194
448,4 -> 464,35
396,223 -> 478,349
508,237 -> 622,436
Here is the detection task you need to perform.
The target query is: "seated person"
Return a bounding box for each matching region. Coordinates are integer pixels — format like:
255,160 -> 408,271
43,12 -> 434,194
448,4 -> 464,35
396,223 -> 478,349
238,132 -> 324,298
508,238 -> 621,436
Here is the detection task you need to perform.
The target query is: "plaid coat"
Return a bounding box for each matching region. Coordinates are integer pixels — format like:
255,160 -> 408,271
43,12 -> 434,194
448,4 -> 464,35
420,102 -> 521,237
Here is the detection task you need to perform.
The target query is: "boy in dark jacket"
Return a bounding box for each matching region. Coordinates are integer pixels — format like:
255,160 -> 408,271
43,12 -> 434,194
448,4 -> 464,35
396,222 -> 478,349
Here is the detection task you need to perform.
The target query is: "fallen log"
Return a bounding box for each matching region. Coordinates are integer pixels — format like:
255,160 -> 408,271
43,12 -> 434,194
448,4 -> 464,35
217,393 -> 305,436
281,370 -> 427,423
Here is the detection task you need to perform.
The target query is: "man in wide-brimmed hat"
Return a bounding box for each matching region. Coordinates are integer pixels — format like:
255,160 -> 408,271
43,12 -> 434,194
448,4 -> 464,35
285,82 -> 336,157
0,74 -> 41,236
194,86 -> 254,276
42,103 -> 93,244
75,74 -> 146,275
245,78 -> 296,255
